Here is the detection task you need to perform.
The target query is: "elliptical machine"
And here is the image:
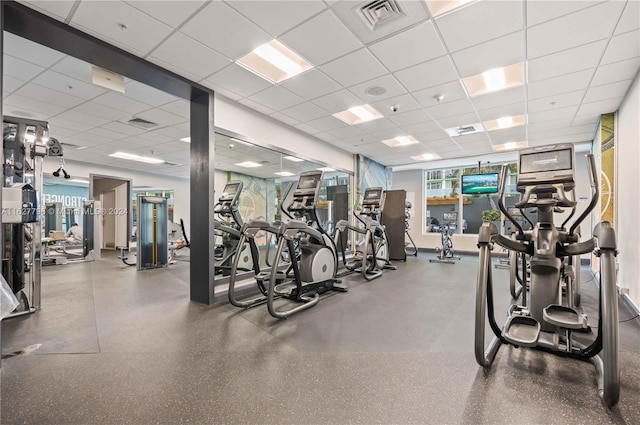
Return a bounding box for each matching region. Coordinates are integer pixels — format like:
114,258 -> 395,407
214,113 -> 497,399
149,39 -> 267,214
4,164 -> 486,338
334,187 -> 396,281
267,170 -> 347,319
474,143 -> 619,407
213,180 -> 252,276
429,212 -> 459,264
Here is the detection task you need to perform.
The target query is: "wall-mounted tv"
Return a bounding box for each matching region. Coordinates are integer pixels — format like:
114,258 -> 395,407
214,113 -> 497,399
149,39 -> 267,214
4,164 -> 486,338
461,173 -> 499,194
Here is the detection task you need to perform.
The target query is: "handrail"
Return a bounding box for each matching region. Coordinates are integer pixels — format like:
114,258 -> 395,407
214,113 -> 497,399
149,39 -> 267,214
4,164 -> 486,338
498,165 -> 523,236
570,154 -> 598,236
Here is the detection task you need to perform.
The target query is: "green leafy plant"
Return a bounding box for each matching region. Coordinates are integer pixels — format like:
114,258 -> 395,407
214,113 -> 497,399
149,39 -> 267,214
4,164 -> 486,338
482,209 -> 501,222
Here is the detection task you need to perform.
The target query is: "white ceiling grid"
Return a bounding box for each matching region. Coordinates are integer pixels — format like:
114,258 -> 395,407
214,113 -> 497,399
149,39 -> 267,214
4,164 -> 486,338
4,0 -> 639,177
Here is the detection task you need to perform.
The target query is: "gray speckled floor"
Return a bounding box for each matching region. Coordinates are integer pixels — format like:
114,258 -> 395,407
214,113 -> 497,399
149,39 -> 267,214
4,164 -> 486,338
2,251 -> 639,424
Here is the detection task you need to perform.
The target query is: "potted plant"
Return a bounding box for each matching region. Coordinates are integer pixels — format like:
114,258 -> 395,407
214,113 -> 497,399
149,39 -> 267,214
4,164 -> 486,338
482,209 -> 501,222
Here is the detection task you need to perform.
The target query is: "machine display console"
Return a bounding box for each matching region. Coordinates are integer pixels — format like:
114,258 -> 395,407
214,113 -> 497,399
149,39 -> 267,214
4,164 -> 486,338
517,144 -> 575,191
219,181 -> 242,202
362,187 -> 382,207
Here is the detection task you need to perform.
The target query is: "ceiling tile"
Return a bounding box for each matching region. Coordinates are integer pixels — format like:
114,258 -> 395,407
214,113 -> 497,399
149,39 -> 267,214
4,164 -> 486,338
388,109 -> 432,127
330,0 -> 429,44
6,94 -> 65,118
476,102 -> 525,121
435,112 -> 479,129
412,80 -> 467,108
436,0 -> 522,52
527,1 -> 626,59
50,56 -> 94,84
4,55 -> 45,81
394,56 -> 459,92
180,1 -> 271,59
125,0 -> 207,27
248,86 -> 304,110
455,131 -> 491,145
101,121 -> 148,137
92,91 -> 153,115
528,69 -> 593,100
615,0 -> 640,35
452,31 -> 524,78
591,57 -> 640,87
269,112 -> 300,126
487,126 -> 527,143
3,75 -> 26,93
526,1 -> 601,27
328,125 -> 366,139
426,98 -> 476,120
202,83 -> 242,101
135,108 -> 187,128
159,100 -> 190,119
82,127 -> 131,141
15,83 -> 85,109
528,90 -> 585,114
528,40 -> 606,82
149,32 -> 231,81
4,32 -> 65,67
279,10 -> 362,65
357,118 -> 397,134
472,86 -> 525,111
33,70 -> 107,100
401,120 -> 443,136
349,74 -> 408,105
293,123 -> 322,135
314,132 -> 339,143
46,116 -> 95,133
320,48 -> 387,88
280,69 -> 341,100
576,98 -> 622,118
227,0 -> 327,37
238,98 -> 276,116
306,115 -> 347,132
371,94 -> 422,116
52,109 -> 110,128
528,105 -> 578,124
281,102 -> 327,122
313,89 -> 363,113
71,1 -> 173,55
369,21 -> 445,72
124,80 -> 178,107
584,80 -> 633,104
19,0 -> 75,21
204,64 -> 272,98
602,30 -> 640,65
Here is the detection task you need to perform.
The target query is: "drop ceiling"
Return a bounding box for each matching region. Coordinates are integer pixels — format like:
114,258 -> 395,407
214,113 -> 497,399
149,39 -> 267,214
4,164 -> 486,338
5,0 -> 640,177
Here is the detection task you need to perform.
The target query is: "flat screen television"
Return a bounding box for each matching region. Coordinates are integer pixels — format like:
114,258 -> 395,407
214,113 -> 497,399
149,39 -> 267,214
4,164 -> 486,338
461,173 -> 499,195
443,211 -> 458,222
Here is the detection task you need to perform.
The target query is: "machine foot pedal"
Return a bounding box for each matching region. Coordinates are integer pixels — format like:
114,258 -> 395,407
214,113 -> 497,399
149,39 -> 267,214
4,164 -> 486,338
543,304 -> 588,329
502,316 -> 540,347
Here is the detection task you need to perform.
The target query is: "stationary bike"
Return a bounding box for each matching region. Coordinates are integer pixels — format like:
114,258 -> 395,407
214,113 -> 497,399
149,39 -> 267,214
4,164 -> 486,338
429,212 -> 459,264
267,170 -> 347,319
334,187 -> 396,281
404,201 -> 418,257
475,143 -> 619,407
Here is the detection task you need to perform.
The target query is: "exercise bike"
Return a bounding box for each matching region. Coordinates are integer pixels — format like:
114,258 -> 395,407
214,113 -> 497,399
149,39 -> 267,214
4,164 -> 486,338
429,211 -> 459,264
474,143 -> 619,407
266,170 -> 347,319
404,201 -> 418,257
334,187 -> 396,281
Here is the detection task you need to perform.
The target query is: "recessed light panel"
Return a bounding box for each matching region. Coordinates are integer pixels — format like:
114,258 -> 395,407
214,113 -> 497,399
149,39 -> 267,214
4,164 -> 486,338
483,114 -> 526,131
493,141 -> 528,151
333,104 -> 383,125
235,161 -> 262,168
381,135 -> 420,148
283,155 -> 304,162
180,137 -> 190,143
425,0 -> 475,17
275,171 -> 295,177
411,153 -> 440,161
237,39 -> 313,83
317,167 -> 335,172
462,62 -> 524,97
109,152 -> 165,164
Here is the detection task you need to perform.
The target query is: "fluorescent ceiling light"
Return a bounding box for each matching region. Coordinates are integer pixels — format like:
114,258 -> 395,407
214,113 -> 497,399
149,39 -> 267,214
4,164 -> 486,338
411,153 -> 440,162
317,167 -> 335,172
229,137 -> 254,147
283,155 -> 303,162
235,161 -> 262,168
68,179 -> 90,184
275,171 -> 295,177
493,141 -> 527,152
382,135 -> 420,148
444,123 -> 484,137
180,137 -> 190,143
237,39 -> 313,83
425,0 -> 475,17
462,62 -> 524,97
109,152 -> 165,164
333,104 -> 383,125
483,114 -> 526,132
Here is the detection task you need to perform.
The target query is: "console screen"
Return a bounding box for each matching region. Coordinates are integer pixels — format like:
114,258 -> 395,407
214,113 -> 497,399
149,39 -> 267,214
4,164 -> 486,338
520,148 -> 572,174
222,182 -> 239,196
298,174 -> 321,190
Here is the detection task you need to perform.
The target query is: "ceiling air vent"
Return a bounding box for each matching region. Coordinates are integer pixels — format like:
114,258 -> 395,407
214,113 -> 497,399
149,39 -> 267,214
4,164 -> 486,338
445,123 -> 485,137
357,0 -> 404,31
126,117 -> 160,130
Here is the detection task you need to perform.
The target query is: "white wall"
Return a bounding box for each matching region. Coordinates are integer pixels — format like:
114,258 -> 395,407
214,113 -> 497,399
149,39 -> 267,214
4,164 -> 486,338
616,71 -> 640,308
215,95 -> 353,173
43,160 -> 191,234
